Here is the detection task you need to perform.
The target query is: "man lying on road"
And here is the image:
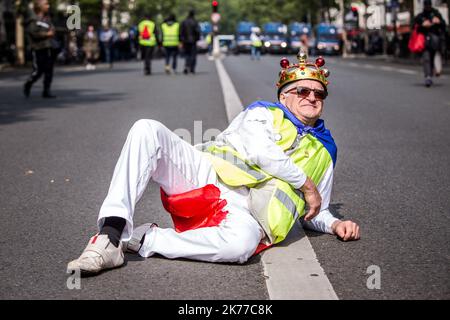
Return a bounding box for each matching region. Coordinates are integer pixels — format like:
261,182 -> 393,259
68,51 -> 360,275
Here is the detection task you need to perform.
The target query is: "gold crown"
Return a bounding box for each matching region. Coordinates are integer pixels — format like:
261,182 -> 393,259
276,51 -> 330,96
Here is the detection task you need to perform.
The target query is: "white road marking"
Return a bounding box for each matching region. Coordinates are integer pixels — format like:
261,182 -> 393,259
339,61 -> 443,77
215,56 -> 339,300
380,66 -> 394,72
215,58 -> 243,121
397,68 -> 418,75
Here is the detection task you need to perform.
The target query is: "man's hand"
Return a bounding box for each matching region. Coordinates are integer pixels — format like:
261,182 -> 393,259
47,29 -> 55,37
300,177 -> 321,221
331,220 -> 360,241
422,20 -> 432,28
432,16 -> 441,24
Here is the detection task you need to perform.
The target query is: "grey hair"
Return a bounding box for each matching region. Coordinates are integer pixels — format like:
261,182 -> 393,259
280,82 -> 299,96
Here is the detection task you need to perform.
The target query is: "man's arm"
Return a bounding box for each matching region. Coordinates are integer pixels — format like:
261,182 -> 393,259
224,108 -> 321,220
28,20 -> 53,40
301,164 -> 360,241
232,108 -> 307,188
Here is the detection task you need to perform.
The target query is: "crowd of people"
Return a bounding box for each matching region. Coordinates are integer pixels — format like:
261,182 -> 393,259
22,0 -> 202,98
67,10 -> 201,76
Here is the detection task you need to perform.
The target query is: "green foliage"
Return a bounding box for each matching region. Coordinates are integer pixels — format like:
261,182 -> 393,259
77,0 -> 102,27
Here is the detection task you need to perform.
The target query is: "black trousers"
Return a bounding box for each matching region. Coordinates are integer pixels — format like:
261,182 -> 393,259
26,48 -> 55,93
183,43 -> 197,72
422,49 -> 436,78
164,46 -> 179,70
141,46 -> 154,73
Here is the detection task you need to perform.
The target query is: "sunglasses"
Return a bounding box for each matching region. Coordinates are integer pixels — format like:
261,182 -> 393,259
287,86 -> 328,100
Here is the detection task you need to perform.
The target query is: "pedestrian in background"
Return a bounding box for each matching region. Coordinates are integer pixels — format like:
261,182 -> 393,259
250,30 -> 262,60
206,32 -> 213,57
138,14 -> 158,75
180,9 -> 200,74
100,24 -> 114,68
83,25 -> 99,70
23,0 -> 56,98
413,0 -> 446,87
161,14 -> 180,74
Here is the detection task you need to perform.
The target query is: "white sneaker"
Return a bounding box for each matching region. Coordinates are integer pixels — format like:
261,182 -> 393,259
67,234 -> 124,275
124,223 -> 157,253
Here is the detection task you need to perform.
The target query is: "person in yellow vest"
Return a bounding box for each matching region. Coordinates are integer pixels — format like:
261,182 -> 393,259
138,14 -> 159,75
206,32 -> 213,56
250,30 -> 262,60
161,14 -> 180,74
68,51 -> 360,275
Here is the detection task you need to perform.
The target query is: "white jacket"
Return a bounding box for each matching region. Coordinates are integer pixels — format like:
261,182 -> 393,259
212,107 -> 339,234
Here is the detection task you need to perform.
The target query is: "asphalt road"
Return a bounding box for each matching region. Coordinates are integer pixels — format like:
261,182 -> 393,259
223,53 -> 450,299
0,53 -> 449,299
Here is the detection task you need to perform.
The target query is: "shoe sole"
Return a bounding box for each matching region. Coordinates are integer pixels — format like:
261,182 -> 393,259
68,260 -> 125,277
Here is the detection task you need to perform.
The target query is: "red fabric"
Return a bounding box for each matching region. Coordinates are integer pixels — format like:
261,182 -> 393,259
141,26 -> 151,40
253,243 -> 272,256
160,184 -> 229,233
408,25 -> 425,53
161,184 -> 270,257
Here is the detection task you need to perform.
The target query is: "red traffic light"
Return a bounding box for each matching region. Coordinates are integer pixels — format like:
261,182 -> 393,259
212,0 -> 219,12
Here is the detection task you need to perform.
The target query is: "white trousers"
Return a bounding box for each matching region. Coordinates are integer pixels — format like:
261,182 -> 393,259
98,119 -> 263,263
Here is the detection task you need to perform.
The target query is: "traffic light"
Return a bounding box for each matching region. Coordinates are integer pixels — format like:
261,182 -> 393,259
212,0 -> 219,13
351,6 -> 358,18
351,6 -> 359,25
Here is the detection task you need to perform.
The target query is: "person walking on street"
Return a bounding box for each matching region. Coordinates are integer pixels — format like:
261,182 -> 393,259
83,25 -> 99,71
250,30 -> 262,60
180,10 -> 200,74
161,14 -> 180,74
138,14 -> 158,75
206,32 -> 213,57
23,0 -> 56,98
67,51 -> 360,276
414,0 -> 446,87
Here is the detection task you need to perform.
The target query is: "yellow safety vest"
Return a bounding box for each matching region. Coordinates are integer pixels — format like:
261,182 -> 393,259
161,22 -> 180,47
138,20 -> 156,47
206,34 -> 212,45
252,37 -> 262,47
202,107 -> 332,244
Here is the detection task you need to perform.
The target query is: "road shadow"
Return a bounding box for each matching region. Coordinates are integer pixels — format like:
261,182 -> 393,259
0,86 -> 126,126
304,202 -> 345,239
411,82 -> 445,88
124,251 -> 262,267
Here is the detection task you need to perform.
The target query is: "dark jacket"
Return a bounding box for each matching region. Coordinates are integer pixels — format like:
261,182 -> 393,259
414,8 -> 446,36
26,11 -> 55,51
180,17 -> 200,45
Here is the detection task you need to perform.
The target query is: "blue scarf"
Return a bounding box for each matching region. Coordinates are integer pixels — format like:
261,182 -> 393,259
246,100 -> 337,167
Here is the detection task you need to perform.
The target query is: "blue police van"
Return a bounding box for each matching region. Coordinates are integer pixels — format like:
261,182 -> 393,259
235,21 -> 256,53
288,22 -> 312,54
262,22 -> 288,54
313,23 -> 341,55
197,22 -> 212,53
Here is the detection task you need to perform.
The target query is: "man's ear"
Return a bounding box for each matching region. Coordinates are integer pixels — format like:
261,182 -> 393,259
279,92 -> 287,104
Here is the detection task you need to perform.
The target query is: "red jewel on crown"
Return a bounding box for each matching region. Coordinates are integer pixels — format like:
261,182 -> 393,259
280,58 -> 290,69
315,56 -> 325,67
